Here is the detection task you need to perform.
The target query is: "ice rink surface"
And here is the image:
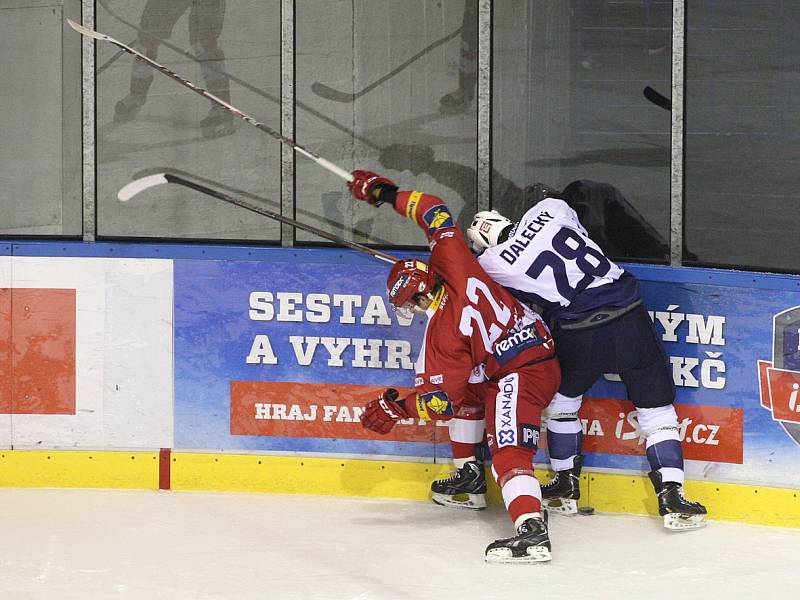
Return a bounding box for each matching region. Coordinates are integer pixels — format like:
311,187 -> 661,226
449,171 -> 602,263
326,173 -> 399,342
0,489 -> 796,599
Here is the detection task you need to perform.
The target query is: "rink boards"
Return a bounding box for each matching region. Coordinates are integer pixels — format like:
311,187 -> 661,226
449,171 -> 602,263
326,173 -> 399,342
0,242 -> 798,528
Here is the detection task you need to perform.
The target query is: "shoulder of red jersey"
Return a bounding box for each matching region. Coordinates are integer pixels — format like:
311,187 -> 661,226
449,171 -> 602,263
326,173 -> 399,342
397,191 -> 458,238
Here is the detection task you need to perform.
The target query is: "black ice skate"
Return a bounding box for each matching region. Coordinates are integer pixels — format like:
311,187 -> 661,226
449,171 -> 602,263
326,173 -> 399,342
200,106 -> 235,139
485,516 -> 551,564
114,95 -> 146,123
542,455 -> 584,515
439,88 -> 473,114
430,460 -> 487,510
648,471 -> 707,531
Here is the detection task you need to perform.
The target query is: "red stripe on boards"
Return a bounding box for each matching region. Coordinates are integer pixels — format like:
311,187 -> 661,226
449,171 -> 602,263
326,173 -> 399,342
159,448 -> 172,490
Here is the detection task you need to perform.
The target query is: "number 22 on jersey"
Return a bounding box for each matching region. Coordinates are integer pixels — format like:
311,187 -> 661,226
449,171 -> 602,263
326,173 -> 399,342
459,277 -> 512,353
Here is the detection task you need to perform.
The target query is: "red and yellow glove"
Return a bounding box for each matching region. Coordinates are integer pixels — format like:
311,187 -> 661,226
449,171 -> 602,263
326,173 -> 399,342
360,388 -> 408,434
348,170 -> 396,206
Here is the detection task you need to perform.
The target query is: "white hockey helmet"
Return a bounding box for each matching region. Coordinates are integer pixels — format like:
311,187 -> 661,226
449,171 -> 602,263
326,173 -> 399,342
466,210 -> 514,253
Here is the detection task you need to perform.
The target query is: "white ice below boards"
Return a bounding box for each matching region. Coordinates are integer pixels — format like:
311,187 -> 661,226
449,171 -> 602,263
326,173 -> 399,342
0,488 -> 796,600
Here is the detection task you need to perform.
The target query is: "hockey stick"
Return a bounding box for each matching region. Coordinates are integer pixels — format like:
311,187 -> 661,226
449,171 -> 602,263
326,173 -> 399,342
94,0 -> 381,150
311,28 -> 462,103
643,86 -> 671,111
67,18 -> 353,182
97,46 -> 129,74
118,173 -> 398,264
132,166 -> 396,247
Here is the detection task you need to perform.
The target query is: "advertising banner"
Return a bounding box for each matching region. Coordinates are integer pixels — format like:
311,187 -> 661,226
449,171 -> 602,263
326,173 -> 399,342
174,254 -> 800,486
590,266 -> 800,486
173,256 -> 450,458
0,256 -> 174,449
0,287 -> 76,414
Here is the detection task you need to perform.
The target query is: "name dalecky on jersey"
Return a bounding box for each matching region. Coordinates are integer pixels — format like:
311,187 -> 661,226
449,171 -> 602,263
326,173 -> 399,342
500,211 -> 555,265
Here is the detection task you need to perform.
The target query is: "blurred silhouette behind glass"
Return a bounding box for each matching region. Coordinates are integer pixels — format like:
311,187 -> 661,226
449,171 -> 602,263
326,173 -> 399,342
379,142 -> 686,262
295,0 -> 477,247
492,1 -> 672,263
114,0 -> 234,138
439,0 -> 477,114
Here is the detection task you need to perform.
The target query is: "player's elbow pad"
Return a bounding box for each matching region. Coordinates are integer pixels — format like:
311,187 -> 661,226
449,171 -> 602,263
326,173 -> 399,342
409,390 -> 455,421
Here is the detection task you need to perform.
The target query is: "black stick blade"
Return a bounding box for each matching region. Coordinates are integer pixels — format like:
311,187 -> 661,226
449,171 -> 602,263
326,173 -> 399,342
311,81 -> 356,103
643,86 -> 672,111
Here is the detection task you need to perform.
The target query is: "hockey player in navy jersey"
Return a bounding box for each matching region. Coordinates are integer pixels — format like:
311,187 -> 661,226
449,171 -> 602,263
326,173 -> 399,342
467,192 -> 707,530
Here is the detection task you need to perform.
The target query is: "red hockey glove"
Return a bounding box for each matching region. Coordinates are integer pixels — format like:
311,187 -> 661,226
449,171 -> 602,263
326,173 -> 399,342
348,170 -> 396,206
360,388 -> 408,434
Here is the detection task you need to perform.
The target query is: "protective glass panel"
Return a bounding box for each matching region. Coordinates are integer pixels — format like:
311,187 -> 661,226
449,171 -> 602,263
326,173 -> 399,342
685,1 -> 800,273
492,0 -> 672,263
295,0 -> 478,248
96,0 -> 281,241
0,0 -> 81,236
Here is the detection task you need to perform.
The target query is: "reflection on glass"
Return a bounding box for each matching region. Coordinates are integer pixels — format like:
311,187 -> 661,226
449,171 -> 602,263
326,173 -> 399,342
296,0 -> 478,248
97,0 -> 281,241
492,0 -> 672,262
685,1 -> 800,273
112,0 -> 234,135
0,1 -> 81,236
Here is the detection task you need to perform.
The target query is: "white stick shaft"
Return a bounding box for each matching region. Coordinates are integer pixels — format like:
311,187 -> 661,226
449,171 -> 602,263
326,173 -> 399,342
66,18 -> 353,182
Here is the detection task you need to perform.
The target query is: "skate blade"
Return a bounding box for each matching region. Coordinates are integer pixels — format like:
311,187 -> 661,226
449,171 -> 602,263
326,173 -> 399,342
663,513 -> 707,531
542,498 -> 578,515
201,123 -> 235,139
439,103 -> 470,115
113,109 -> 141,124
431,492 -> 486,510
485,546 -> 552,564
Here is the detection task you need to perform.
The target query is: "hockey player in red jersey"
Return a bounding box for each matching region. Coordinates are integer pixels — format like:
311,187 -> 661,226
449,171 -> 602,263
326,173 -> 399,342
347,170 -> 561,564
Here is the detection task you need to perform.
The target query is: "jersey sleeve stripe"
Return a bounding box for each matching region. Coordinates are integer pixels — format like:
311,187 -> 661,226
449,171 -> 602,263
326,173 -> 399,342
406,191 -> 422,221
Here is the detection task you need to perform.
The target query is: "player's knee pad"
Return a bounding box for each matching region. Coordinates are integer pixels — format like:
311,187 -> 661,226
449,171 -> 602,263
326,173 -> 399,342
490,446 -> 536,487
448,417 -> 485,445
490,447 -> 541,509
636,404 -> 680,446
544,393 -> 582,420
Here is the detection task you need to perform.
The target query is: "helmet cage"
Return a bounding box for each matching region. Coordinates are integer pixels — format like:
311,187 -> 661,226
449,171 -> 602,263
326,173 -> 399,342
386,259 -> 436,317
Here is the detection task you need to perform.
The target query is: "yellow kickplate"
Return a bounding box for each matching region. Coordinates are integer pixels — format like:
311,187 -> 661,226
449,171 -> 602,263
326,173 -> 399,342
0,450 -> 159,489
2,450 -> 797,529
584,471 -> 800,528
170,453 -> 455,500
